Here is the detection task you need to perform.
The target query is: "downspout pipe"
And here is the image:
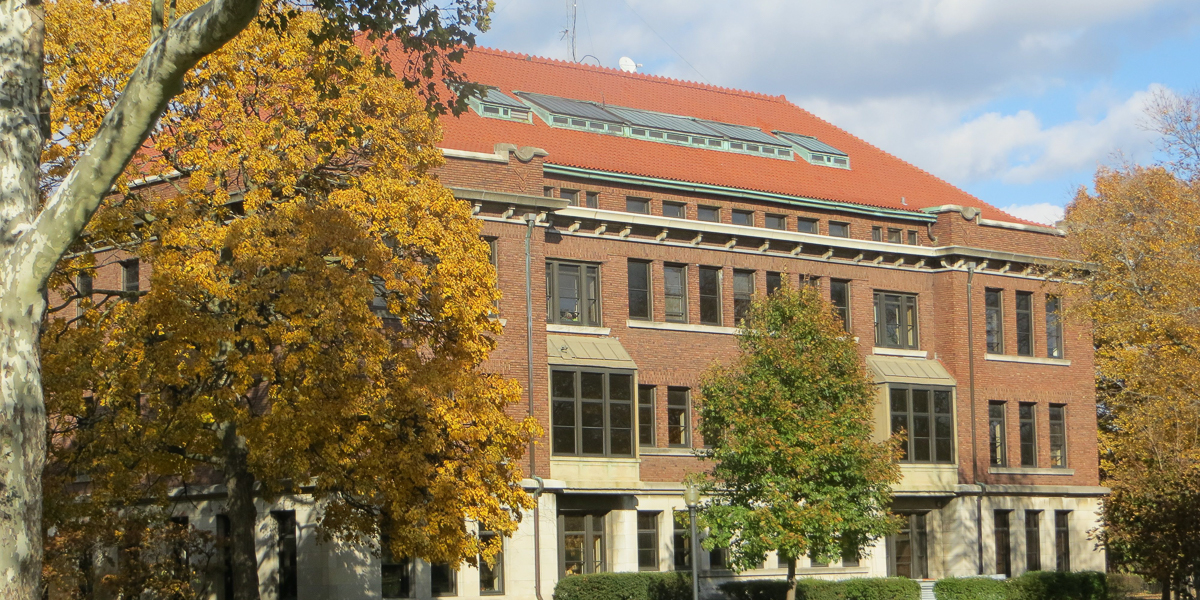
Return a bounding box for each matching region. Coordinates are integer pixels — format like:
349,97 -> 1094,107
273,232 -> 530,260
967,261 -> 984,575
524,214 -> 545,600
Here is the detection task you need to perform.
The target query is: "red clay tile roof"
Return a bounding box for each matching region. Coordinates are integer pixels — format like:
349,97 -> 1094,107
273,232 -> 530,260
418,47 -> 1029,224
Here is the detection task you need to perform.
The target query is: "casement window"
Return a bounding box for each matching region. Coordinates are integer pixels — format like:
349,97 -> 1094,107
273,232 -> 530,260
830,280 -> 851,332
487,238 -> 499,315
628,260 -> 652,320
217,515 -> 234,600
697,206 -> 720,222
887,228 -> 902,244
985,289 -> 1003,353
874,291 -> 918,349
907,230 -> 918,245
546,260 -> 601,326
561,189 -> 597,208
122,258 -> 140,299
585,191 -> 599,208
1016,291 -> 1034,356
1046,296 -> 1064,358
890,387 -> 954,463
766,272 -> 783,296
1019,403 -> 1037,467
995,511 -> 1012,577
1049,404 -> 1067,467
732,209 -> 754,226
797,218 -> 818,234
544,186 -> 556,198
733,270 -> 754,324
431,562 -> 458,596
272,511 -> 298,600
664,264 -> 688,323
989,402 -> 1007,467
551,370 -> 634,457
841,537 -> 860,568
1054,511 -> 1071,571
77,273 -> 92,317
627,196 -> 651,214
1025,511 -> 1042,571
381,536 -> 413,598
829,222 -> 850,238
667,388 -> 690,447
698,267 -> 722,326
673,511 -> 690,569
663,202 -> 686,219
765,214 -> 786,230
638,385 -> 656,447
888,513 -> 928,579
638,512 -> 660,571
560,189 -> 579,206
478,530 -> 504,594
561,513 -> 606,576
871,227 -> 882,242
809,547 -> 828,568
710,547 -> 728,570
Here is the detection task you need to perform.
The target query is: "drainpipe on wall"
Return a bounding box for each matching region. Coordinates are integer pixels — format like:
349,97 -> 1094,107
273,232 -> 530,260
524,213 -> 545,600
966,261 -> 984,575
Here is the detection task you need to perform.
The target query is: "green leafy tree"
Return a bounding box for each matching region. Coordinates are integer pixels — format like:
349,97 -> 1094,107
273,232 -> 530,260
698,286 -> 901,599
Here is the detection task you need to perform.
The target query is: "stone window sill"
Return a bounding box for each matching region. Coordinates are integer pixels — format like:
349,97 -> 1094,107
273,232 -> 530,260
873,347 -> 928,358
626,320 -> 739,335
638,447 -> 698,457
989,467 -> 1074,476
547,323 -> 611,336
985,353 -> 1071,366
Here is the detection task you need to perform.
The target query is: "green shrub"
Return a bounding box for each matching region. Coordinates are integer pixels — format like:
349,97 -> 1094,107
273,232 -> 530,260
554,572 -> 692,600
1008,571 -> 1107,600
719,580 -> 793,600
720,578 -> 918,600
842,578 -> 921,600
795,579 -> 846,600
1104,574 -> 1145,600
933,578 -> 1009,600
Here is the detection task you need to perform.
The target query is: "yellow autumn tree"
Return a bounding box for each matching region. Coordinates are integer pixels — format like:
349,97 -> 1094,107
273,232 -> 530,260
40,2 -> 536,599
1059,96 -> 1200,594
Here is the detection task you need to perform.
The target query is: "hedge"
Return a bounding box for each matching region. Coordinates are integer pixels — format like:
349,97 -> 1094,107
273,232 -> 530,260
554,572 -> 692,600
932,572 -> 1115,600
719,578 -> 920,600
933,578 -> 1010,600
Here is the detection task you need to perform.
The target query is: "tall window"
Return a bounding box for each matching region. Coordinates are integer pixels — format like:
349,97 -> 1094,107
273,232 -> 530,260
697,206 -> 720,222
890,387 -> 954,463
829,222 -> 850,238
732,209 -> 753,226
699,267 -> 722,326
766,272 -> 783,296
1055,511 -> 1071,572
664,264 -> 687,323
985,289 -> 1003,353
995,510 -> 1012,577
638,512 -> 660,571
628,260 -> 651,320
663,202 -> 685,219
888,513 -> 928,579
1025,511 -> 1042,572
585,192 -> 599,208
733,270 -> 754,324
272,511 -> 298,600
908,230 -> 918,245
638,385 -> 655,447
765,214 -> 786,230
431,562 -> 457,596
122,258 -> 140,301
871,226 -> 882,242
831,280 -> 851,332
1016,291 -> 1034,356
874,292 -> 918,349
478,530 -> 503,594
1046,296 -> 1064,358
673,512 -> 690,569
667,388 -> 690,447
989,402 -> 1007,467
551,371 -> 634,457
1049,404 -> 1067,468
797,218 -> 818,234
381,537 -> 413,599
627,197 -> 650,214
1019,403 -> 1037,467
561,513 -> 606,576
77,272 -> 93,317
546,260 -> 600,326
841,537 -> 860,568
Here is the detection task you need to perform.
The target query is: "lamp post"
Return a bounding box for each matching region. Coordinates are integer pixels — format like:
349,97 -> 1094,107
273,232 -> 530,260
682,482 -> 702,600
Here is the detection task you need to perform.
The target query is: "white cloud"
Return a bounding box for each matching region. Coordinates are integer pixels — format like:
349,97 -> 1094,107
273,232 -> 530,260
1002,202 -> 1065,226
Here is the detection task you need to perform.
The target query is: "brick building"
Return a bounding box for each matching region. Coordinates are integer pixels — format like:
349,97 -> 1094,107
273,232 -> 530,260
77,48 -> 1105,599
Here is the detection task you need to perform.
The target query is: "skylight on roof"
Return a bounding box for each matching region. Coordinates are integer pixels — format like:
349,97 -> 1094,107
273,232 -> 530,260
467,88 -> 532,123
513,91 -> 794,160
774,131 -> 850,169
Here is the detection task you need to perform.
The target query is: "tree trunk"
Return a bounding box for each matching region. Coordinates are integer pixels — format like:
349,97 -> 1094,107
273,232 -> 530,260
222,422 -> 261,600
1161,575 -> 1170,600
785,557 -> 797,600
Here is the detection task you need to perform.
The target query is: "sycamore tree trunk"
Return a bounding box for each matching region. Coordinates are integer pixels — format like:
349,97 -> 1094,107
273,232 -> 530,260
785,557 -> 797,600
221,422 -> 262,600
0,1 -> 259,597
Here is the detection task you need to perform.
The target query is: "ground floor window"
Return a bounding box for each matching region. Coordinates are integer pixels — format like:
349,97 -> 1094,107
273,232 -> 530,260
1055,511 -> 1071,572
673,511 -> 690,569
430,563 -> 457,596
478,530 -> 503,594
560,512 -> 606,576
995,510 -> 1012,577
381,536 -> 413,598
1025,510 -> 1042,572
888,512 -> 928,579
638,512 -> 660,571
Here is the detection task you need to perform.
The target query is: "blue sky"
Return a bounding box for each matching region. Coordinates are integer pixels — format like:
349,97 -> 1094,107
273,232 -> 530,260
475,0 -> 1200,224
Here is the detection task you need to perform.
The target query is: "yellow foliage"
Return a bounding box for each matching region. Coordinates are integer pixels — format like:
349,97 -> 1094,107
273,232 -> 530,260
41,0 -> 536,570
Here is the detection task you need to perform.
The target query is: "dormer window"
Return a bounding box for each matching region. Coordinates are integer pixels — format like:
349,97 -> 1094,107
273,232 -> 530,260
774,131 -> 850,169
467,88 -> 532,123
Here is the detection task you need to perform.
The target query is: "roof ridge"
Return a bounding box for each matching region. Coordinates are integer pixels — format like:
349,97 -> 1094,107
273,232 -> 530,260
471,46 -> 789,105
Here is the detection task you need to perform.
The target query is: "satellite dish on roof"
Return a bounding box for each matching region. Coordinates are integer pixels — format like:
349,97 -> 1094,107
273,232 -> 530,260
619,56 -> 638,73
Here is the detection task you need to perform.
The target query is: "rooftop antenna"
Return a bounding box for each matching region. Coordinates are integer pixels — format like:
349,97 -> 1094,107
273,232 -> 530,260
560,0 -> 578,62
618,56 -> 641,73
